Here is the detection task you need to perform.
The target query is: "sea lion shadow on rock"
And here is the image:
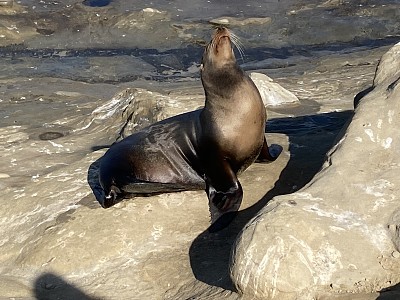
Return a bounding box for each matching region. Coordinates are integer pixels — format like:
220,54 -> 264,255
187,110 -> 354,292
88,27 -> 282,231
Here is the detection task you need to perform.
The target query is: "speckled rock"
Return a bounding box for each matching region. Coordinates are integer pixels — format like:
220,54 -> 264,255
230,42 -> 400,299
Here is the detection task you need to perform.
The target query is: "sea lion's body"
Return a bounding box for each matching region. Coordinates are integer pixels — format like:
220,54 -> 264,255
97,27 -> 280,231
99,110 -> 205,195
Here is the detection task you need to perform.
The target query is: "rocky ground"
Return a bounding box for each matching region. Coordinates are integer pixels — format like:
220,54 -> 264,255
1,0 -> 400,299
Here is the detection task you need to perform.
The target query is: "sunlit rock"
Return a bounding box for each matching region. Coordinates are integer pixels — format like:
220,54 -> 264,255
0,85 -> 211,299
250,72 -> 300,107
230,43 -> 400,299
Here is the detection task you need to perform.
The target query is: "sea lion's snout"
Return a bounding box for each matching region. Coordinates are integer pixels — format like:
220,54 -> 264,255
214,26 -> 229,37
202,26 -> 235,71
213,27 -> 232,52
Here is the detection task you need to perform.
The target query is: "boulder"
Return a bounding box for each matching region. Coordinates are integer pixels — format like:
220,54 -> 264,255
230,43 -> 400,299
250,72 -> 300,107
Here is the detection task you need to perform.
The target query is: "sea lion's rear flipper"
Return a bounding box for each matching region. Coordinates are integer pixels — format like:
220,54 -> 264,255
100,178 -> 195,208
122,181 -> 190,194
203,159 -> 243,232
256,138 -> 283,163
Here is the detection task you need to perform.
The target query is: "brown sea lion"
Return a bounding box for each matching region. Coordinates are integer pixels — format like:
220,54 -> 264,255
97,27 -> 281,232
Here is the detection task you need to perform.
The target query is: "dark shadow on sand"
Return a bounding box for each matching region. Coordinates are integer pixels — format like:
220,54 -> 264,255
188,110 -> 354,291
34,273 -> 100,300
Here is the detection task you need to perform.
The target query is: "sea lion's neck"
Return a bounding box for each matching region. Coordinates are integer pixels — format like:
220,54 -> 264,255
201,63 -> 244,100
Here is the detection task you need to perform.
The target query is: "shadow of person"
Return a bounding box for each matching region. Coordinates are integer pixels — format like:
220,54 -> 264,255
34,273 -> 100,300
188,110 -> 354,291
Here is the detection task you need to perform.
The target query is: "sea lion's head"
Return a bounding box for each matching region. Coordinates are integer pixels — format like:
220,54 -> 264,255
201,27 -> 244,95
201,27 -> 236,71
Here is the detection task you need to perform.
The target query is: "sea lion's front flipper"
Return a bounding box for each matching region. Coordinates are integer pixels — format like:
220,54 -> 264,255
256,138 -> 283,163
203,159 -> 243,232
207,181 -> 243,233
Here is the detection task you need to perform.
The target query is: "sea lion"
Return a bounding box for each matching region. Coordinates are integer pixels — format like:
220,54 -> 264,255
97,27 -> 281,232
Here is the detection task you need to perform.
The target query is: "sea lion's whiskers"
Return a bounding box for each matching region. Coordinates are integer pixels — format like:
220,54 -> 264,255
230,32 -> 246,63
209,29 -> 220,53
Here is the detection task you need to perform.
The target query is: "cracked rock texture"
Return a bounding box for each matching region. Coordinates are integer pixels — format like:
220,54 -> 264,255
230,42 -> 400,299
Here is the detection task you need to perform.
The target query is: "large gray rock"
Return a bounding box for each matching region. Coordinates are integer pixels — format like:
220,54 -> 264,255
230,42 -> 400,299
